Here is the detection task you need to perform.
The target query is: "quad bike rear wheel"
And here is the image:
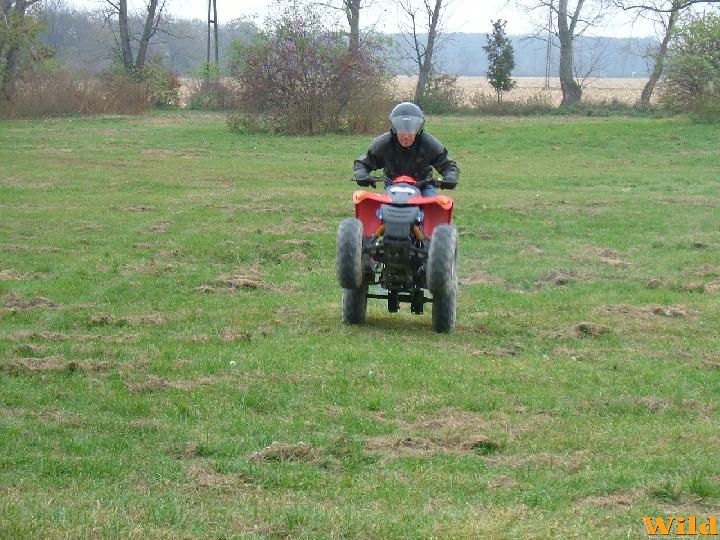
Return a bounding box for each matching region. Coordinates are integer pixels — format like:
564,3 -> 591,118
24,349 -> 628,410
342,284 -> 368,325
336,218 -> 364,289
427,224 -> 458,333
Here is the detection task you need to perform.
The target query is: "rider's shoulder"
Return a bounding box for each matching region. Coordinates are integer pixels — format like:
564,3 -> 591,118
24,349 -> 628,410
419,131 -> 444,150
369,132 -> 393,149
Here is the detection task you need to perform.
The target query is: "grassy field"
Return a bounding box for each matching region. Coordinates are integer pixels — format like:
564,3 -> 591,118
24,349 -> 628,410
1,112 -> 719,538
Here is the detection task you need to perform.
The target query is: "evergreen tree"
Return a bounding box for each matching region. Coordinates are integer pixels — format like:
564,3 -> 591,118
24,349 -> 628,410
483,19 -> 516,103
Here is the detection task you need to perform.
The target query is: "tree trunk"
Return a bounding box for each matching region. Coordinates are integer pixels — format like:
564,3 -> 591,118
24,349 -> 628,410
415,0 -> 442,103
1,46 -> 21,100
118,0 -> 133,72
557,0 -> 583,107
345,0 -> 360,52
1,0 -> 28,100
135,0 -> 159,71
639,5 -> 680,106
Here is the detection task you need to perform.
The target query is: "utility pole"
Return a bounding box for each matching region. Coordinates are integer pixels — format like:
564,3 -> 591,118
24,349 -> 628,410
544,0 -> 553,89
206,0 -> 219,85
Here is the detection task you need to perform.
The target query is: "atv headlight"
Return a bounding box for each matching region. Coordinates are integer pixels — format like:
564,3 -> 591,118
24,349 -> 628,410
416,210 -> 424,223
376,208 -> 383,220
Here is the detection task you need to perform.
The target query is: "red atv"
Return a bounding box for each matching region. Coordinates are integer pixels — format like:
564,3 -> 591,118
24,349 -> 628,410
336,176 -> 458,333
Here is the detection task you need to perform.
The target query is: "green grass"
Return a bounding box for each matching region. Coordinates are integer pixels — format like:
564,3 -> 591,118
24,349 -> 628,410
1,111 -> 719,538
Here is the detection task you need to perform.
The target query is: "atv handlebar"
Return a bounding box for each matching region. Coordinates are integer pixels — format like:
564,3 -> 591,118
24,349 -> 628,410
353,176 -> 449,190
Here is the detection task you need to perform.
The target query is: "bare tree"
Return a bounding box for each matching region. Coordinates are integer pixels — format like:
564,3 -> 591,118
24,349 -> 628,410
310,0 -> 379,52
344,0 -> 362,51
613,0 -> 720,105
520,0 -> 615,106
397,0 -> 446,103
103,0 -> 167,75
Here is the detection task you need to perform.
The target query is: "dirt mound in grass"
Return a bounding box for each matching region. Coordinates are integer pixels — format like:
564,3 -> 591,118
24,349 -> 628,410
3,292 -> 58,309
249,442 -> 319,463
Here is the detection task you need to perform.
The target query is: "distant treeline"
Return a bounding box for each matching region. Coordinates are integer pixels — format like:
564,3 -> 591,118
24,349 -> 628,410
424,33 -> 655,78
38,5 -> 655,78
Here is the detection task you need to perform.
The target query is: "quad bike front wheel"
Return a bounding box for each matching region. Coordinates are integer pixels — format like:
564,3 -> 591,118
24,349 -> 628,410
427,224 -> 458,333
336,218 -> 364,289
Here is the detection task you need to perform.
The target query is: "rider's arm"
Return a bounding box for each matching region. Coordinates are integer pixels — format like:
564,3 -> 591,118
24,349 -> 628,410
353,134 -> 390,182
425,134 -> 459,187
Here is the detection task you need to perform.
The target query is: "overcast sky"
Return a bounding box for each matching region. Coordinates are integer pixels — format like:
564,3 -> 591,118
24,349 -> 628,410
66,0 -> 659,37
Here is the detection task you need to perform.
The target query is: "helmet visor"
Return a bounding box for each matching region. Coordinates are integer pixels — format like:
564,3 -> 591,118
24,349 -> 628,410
390,114 -> 423,134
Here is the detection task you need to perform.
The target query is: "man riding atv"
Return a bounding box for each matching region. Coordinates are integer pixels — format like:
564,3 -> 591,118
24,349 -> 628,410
338,102 -> 461,332
353,101 -> 460,195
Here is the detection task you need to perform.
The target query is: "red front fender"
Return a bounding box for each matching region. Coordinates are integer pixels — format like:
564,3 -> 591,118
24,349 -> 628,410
353,190 -> 454,237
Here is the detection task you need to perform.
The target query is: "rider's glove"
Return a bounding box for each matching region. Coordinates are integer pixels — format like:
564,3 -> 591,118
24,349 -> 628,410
440,178 -> 457,190
355,177 -> 375,187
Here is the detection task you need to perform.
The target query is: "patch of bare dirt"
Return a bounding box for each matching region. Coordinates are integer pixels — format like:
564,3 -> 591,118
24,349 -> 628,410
2,356 -> 114,374
3,292 -> 59,309
686,265 -> 720,277
461,272 -> 507,286
14,331 -> 140,343
123,375 -> 210,394
218,203 -> 293,214
13,344 -> 50,357
219,327 -> 251,343
278,239 -> 313,248
118,204 -> 155,213
89,312 -> 165,326
702,354 -> 720,370
280,250 -> 310,262
215,273 -> 266,290
2,244 -> 63,254
365,434 -> 500,458
522,245 -> 545,256
248,442 -> 319,463
575,489 -> 644,508
598,304 -> 689,319
573,322 -> 612,338
705,281 -> 720,293
299,218 -> 327,233
365,407 -> 500,459
484,450 -> 592,473
201,268 -> 292,295
0,269 -> 45,281
395,407 -> 489,432
148,221 -> 170,233
488,475 -> 522,491
185,463 -> 253,489
661,495 -> 720,517
634,396 -> 714,415
536,270 -> 591,287
121,261 -> 175,276
584,247 -> 632,268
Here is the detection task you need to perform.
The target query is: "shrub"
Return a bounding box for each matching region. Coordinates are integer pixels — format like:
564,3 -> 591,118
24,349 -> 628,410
0,66 -> 147,118
226,111 -> 285,135
659,14 -> 720,122
139,58 -> 181,108
421,73 -> 466,114
227,8 -> 393,135
469,91 -> 553,115
184,65 -> 242,111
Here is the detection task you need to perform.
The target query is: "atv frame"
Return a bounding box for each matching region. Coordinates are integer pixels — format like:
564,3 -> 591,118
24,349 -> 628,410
336,176 -> 458,333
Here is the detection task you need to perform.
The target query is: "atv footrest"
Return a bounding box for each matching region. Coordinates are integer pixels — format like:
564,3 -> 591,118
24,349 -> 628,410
367,293 -> 428,302
367,292 -> 430,315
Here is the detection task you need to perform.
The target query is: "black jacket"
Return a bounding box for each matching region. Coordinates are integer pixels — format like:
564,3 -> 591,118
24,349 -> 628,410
353,131 -> 459,186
